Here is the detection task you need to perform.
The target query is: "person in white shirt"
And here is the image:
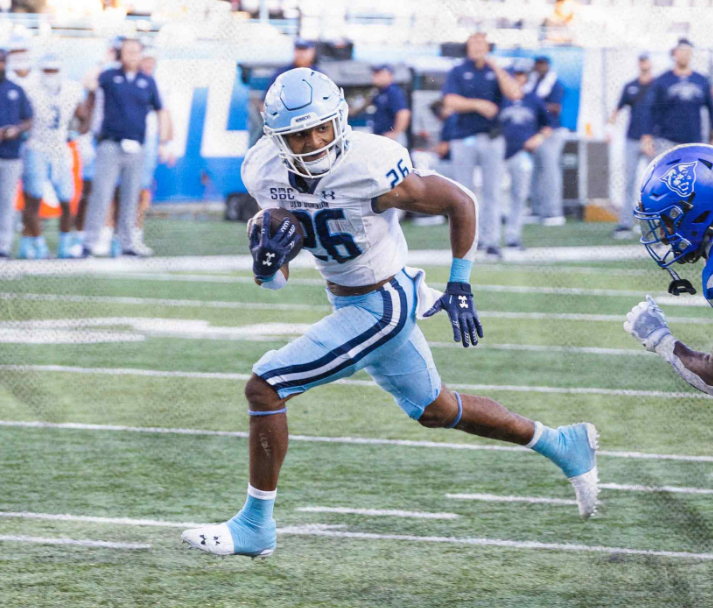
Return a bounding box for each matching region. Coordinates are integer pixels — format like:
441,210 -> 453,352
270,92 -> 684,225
20,54 -> 88,259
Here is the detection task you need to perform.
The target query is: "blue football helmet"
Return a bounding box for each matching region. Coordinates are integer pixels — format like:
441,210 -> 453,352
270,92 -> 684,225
636,144 -> 713,270
262,67 -> 351,179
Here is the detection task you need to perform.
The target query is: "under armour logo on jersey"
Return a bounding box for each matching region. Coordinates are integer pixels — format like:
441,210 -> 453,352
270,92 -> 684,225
660,162 -> 697,197
264,252 -> 276,266
458,295 -> 468,309
321,190 -> 336,200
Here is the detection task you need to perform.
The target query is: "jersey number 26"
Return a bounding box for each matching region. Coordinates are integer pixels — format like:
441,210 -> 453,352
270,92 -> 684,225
292,208 -> 362,264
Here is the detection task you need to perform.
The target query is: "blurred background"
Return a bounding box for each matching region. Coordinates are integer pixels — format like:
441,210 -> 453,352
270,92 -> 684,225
1,0 -> 711,257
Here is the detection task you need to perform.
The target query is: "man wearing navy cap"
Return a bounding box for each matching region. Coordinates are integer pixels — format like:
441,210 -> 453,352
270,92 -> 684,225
526,55 -> 567,226
442,32 -> 521,260
607,53 -> 654,239
641,39 -> 713,157
265,39 -> 317,94
83,38 -> 168,257
0,48 -> 32,258
368,64 -> 411,146
500,61 -> 552,250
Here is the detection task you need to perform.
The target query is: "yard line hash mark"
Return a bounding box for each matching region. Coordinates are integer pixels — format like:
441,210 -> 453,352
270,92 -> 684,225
2,420 -> 712,463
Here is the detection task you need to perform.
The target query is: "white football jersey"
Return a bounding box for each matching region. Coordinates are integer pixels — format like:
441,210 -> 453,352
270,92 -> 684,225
242,132 -> 414,287
24,79 -> 83,156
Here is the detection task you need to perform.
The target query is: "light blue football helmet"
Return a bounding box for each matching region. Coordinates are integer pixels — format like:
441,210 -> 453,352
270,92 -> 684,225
262,67 -> 351,178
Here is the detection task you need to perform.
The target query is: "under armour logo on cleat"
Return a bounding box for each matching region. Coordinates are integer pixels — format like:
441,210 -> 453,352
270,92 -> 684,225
458,295 -> 468,309
264,252 -> 275,266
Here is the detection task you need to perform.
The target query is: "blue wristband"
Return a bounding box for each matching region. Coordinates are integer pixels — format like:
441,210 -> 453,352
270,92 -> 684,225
449,258 -> 473,283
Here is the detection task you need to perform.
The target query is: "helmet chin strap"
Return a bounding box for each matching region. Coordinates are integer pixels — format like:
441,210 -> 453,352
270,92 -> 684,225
666,266 -> 697,296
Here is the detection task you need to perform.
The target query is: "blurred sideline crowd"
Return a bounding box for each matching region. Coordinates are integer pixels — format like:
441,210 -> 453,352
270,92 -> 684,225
1,25 -> 713,261
298,32 -> 712,259
0,33 -> 174,259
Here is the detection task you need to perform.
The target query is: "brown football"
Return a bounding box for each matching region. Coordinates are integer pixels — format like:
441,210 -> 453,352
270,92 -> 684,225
247,208 -> 305,263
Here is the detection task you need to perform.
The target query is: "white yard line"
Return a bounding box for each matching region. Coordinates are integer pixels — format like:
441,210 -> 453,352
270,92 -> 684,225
2,419 -> 713,463
296,507 -> 459,519
0,511 -> 709,561
276,526 -> 713,561
0,292 -> 323,312
0,247 -> 647,279
0,511 -> 205,528
0,534 -> 151,550
445,493 -> 578,506
4,292 -> 710,323
0,364 -> 704,399
76,273 -> 712,307
429,342 -> 652,356
600,483 -> 713,495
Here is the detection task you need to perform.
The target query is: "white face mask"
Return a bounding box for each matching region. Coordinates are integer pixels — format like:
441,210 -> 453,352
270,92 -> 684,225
41,73 -> 61,90
301,147 -> 337,175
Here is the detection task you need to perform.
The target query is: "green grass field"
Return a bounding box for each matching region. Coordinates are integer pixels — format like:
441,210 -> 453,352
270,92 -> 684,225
1,217 -> 713,607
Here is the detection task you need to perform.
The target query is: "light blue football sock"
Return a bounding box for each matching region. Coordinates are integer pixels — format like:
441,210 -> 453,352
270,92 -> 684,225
228,486 -> 275,530
528,421 -> 595,478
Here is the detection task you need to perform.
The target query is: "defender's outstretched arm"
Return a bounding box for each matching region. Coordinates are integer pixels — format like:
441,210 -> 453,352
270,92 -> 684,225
625,296 -> 713,396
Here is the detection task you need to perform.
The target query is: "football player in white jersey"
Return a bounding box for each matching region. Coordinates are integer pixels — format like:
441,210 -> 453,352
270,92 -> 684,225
20,54 -> 88,259
625,144 -> 713,395
181,69 -> 600,558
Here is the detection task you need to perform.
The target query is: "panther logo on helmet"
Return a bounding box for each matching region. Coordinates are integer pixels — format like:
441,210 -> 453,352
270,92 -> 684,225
660,162 -> 698,197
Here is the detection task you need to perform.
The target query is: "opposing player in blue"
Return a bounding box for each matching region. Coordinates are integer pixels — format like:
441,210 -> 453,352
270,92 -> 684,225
181,69 -> 600,558
625,144 -> 713,395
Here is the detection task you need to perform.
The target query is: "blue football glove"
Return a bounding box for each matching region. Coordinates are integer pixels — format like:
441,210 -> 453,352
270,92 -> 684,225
249,210 -> 299,280
423,282 -> 484,348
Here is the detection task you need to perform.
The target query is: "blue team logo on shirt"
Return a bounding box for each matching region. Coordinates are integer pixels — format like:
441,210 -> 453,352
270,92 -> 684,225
660,162 -> 698,197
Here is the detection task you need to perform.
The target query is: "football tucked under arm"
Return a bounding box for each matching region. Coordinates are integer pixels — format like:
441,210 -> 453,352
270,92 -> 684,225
625,296 -> 713,396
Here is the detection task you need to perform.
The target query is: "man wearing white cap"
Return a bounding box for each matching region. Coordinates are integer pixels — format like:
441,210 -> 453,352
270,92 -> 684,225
7,33 -> 36,88
20,54 -> 87,258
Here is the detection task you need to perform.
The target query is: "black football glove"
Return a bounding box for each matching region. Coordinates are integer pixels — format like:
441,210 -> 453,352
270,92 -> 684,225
423,282 -> 484,348
249,210 -> 299,280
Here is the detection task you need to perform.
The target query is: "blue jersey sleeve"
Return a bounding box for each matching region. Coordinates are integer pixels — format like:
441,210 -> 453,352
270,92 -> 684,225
617,84 -> 629,110
150,78 -> 163,112
388,85 -> 408,113
19,86 -> 32,120
547,80 -> 565,105
536,98 -> 550,129
442,68 -> 460,96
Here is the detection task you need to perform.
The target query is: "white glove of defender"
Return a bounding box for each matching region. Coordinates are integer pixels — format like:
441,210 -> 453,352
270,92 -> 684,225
624,295 -> 672,352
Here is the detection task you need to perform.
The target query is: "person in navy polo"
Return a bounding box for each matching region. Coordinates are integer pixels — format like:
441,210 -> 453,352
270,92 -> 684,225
641,39 -> 713,157
82,38 -> 168,257
369,64 -> 411,146
499,60 -> 552,250
525,55 -> 567,226
0,48 -> 33,258
607,52 -> 654,238
442,32 -> 521,259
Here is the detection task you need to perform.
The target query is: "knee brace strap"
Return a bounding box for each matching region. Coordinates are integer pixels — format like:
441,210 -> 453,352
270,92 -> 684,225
446,392 -> 463,429
248,407 -> 287,417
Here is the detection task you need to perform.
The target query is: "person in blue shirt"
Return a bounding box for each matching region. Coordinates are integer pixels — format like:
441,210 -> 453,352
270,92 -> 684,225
500,61 -> 552,250
442,32 -> 521,260
607,53 -> 654,239
0,49 -> 32,258
369,64 -> 411,146
265,39 -> 317,96
82,38 -> 168,257
641,39 -> 713,158
526,55 -> 567,226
